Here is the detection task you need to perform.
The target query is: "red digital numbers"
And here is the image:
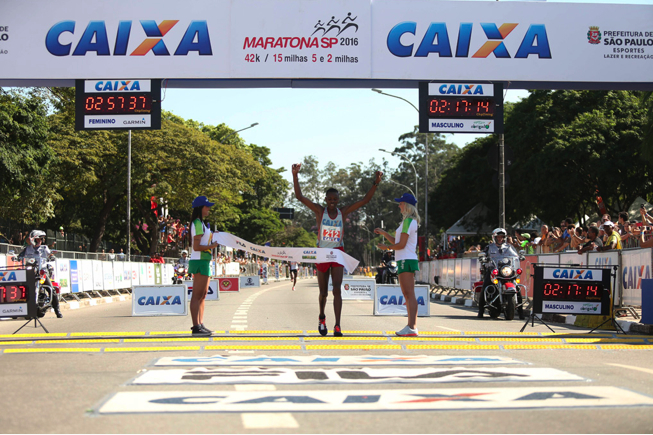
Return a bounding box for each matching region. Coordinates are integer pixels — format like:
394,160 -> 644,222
0,285 -> 27,303
428,97 -> 495,118
543,282 -> 602,300
84,94 -> 152,115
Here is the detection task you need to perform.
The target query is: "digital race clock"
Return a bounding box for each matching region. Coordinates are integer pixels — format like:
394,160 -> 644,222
419,82 -> 503,134
0,268 -> 36,318
75,79 -> 161,131
532,265 -> 611,316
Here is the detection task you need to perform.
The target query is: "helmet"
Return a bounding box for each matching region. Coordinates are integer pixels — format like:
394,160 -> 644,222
492,228 -> 507,245
181,250 -> 188,255
30,230 -> 46,240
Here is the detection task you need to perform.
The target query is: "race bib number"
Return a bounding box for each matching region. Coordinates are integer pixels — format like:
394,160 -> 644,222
321,226 -> 342,242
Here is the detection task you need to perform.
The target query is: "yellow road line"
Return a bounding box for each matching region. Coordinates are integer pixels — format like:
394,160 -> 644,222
4,347 -> 101,353
305,330 -> 385,334
70,332 -> 146,336
303,337 -> 388,341
149,331 -> 226,335
0,333 -> 67,338
305,345 -> 402,350
34,339 -> 120,344
600,345 -> 653,350
0,341 -> 33,345
479,338 -> 565,342
463,331 -> 541,336
211,337 -> 300,341
417,331 -> 461,335
406,344 -> 501,350
105,346 -> 202,352
504,344 -> 598,350
124,338 -> 211,343
228,330 -> 303,334
393,337 -> 477,342
565,338 -> 646,343
205,345 -> 302,350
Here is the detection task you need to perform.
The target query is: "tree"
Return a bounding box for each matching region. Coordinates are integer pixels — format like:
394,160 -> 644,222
0,88 -> 59,225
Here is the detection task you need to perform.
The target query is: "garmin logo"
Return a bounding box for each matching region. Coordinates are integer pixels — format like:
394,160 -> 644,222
123,118 -> 146,125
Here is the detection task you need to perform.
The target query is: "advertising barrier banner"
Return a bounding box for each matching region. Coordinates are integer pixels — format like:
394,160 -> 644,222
374,284 -> 430,316
559,252 -> 587,267
92,260 -> 104,290
69,259 -> 80,293
154,264 -> 162,285
329,278 -> 374,300
225,262 -> 240,275
185,280 -> 220,301
218,277 -> 240,292
80,259 -> 93,292
55,258 -> 71,294
621,248 -> 652,306
146,264 -> 155,285
239,275 -> 261,289
132,285 -> 188,316
103,261 -> 114,290
132,262 -> 140,287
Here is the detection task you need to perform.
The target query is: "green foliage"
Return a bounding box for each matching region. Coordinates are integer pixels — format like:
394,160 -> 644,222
432,90 -> 651,234
0,88 -> 59,224
270,224 -> 317,248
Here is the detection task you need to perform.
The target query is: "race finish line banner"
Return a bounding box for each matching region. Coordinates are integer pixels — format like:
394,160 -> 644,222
213,232 -> 360,272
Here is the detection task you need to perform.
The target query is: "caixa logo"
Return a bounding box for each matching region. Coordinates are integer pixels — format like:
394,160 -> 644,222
552,269 -> 594,280
380,295 -> 426,306
0,271 -> 18,282
387,22 -> 551,59
138,295 -> 182,305
45,20 -> 212,56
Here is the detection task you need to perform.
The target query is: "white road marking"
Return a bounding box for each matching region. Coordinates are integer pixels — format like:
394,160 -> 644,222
607,363 -> 653,375
434,325 -> 461,332
231,320 -> 247,324
241,413 -> 299,429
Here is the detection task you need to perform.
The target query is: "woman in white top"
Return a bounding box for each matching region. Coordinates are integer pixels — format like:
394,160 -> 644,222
375,193 -> 420,337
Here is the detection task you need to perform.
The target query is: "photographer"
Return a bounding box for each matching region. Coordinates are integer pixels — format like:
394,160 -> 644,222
578,227 -> 603,254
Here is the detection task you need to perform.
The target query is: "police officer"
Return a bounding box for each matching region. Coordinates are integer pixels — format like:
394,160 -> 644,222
23,230 -> 63,318
478,228 -> 518,318
177,250 -> 190,269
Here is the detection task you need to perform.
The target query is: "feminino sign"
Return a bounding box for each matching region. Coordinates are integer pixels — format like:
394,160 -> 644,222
1,0 -> 651,84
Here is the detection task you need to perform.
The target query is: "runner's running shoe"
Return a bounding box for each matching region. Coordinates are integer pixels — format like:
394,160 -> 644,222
334,325 -> 343,337
191,325 -> 211,336
292,286 -> 295,291
395,325 -> 418,337
318,316 -> 328,336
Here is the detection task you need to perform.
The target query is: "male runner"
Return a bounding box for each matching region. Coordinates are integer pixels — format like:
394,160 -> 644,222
289,261 -> 299,291
292,163 -> 382,336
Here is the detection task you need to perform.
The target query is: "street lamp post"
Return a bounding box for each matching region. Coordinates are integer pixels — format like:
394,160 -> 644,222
387,179 -> 416,198
379,148 -> 418,204
373,89 -> 429,258
220,122 -> 259,143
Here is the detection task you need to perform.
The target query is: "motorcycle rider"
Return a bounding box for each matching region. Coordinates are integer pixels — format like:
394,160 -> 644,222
380,250 -> 394,283
478,228 -> 518,318
177,250 -> 190,269
22,230 -> 63,318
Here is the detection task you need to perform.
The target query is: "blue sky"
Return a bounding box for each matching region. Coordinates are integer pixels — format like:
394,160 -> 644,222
160,0 -> 653,182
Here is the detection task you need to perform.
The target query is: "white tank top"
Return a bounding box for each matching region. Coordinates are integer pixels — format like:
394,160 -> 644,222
318,208 -> 344,249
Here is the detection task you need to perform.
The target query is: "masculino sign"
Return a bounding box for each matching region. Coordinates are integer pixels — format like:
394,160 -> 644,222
1,1 -> 652,85
132,285 -> 188,316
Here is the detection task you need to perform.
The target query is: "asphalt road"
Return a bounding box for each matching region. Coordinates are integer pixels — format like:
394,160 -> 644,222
1,276 -> 652,434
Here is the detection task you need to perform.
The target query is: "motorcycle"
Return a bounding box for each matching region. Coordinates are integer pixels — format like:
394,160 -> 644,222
9,250 -> 61,320
375,257 -> 398,284
172,265 -> 189,284
475,248 -> 527,320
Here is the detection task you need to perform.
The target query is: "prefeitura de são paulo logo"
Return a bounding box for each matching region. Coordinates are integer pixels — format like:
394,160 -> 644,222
587,26 -> 601,44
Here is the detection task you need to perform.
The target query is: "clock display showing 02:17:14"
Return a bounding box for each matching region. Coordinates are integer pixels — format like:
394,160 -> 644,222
428,97 -> 495,118
0,284 -> 28,303
84,94 -> 152,115
543,282 -> 601,300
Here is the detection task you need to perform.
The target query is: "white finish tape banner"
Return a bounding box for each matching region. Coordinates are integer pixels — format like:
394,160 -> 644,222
155,354 -> 526,367
374,284 -> 430,317
2,1 -> 652,84
132,285 -> 188,316
214,232 -> 359,272
131,367 -> 582,385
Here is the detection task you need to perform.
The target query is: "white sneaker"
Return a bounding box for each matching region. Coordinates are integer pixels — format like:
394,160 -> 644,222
395,325 -> 418,337
292,286 -> 295,291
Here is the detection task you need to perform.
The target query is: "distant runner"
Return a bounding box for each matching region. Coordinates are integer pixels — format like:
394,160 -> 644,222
290,261 -> 299,291
292,163 -> 383,336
